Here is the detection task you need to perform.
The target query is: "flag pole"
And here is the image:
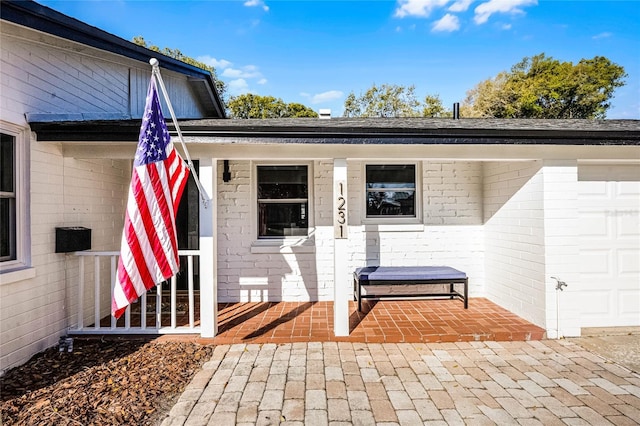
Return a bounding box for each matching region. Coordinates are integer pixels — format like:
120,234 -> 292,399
149,58 -> 210,208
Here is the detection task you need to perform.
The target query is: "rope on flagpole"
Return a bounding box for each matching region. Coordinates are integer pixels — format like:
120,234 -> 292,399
149,58 -> 210,209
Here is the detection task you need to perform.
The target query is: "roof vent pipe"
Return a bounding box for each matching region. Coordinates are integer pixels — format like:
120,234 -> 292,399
453,103 -> 460,120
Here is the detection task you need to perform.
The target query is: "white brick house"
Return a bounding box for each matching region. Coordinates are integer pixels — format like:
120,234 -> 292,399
2,1 -> 639,372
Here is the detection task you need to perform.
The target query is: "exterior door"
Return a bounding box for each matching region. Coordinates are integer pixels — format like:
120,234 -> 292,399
175,161 -> 200,291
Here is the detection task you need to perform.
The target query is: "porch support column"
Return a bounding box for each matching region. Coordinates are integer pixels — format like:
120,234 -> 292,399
199,158 -> 218,337
333,159 -> 350,336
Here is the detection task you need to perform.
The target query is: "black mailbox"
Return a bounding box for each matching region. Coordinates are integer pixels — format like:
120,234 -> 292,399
55,227 -> 91,253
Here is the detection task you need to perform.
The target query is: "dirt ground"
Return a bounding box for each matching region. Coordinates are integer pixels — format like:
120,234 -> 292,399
0,336 -> 213,425
570,332 -> 640,374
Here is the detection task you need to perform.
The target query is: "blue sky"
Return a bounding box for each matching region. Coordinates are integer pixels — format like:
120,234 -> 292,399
39,0 -> 639,118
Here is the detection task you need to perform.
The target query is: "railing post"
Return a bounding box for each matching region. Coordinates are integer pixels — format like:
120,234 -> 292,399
94,256 -> 100,330
110,255 -> 117,329
171,275 -> 177,329
188,255 -> 194,328
77,255 -> 85,329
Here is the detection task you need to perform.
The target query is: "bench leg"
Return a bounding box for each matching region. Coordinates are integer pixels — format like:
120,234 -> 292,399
464,278 -> 468,309
357,279 -> 363,312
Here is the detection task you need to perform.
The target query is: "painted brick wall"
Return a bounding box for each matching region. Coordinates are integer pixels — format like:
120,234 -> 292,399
483,161 -> 547,327
0,138 -> 129,372
215,160 -> 485,303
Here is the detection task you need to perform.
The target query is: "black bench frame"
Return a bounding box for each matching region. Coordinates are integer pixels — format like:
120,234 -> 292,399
354,270 -> 468,312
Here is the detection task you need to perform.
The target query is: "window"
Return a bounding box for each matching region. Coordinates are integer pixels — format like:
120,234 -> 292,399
1,133 -> 16,262
1,123 -> 29,276
366,164 -> 416,218
257,165 -> 308,238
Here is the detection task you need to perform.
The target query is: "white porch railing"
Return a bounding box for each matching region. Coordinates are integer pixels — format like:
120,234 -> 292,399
68,250 -> 200,335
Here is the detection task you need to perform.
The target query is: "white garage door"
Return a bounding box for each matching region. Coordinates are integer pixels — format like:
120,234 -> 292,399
578,165 -> 640,328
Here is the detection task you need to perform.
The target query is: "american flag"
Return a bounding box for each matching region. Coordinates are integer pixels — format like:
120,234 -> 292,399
112,75 -> 189,319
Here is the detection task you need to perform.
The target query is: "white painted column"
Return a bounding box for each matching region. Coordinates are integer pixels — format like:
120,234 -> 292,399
333,159 -> 349,336
199,158 -> 218,337
542,160 -> 580,338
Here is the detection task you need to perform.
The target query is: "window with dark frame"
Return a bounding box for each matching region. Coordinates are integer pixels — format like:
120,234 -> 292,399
257,165 -> 308,238
366,164 -> 416,218
0,133 -> 16,261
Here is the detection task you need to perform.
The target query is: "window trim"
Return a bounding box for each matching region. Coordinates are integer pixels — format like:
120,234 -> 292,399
0,122 -> 30,274
252,161 -> 314,243
361,161 -> 422,225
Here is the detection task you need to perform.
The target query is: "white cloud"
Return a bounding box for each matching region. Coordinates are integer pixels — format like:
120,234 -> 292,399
474,0 -> 537,24
227,79 -> 250,96
257,78 -> 268,85
244,0 -> 269,12
501,23 -> 512,30
592,32 -> 613,40
305,90 -> 344,104
196,55 -> 232,69
395,0 -> 450,18
222,65 -> 263,79
448,0 -> 473,12
432,13 -> 460,32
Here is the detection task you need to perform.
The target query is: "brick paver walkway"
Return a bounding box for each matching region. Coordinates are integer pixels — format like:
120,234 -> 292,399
160,339 -> 640,426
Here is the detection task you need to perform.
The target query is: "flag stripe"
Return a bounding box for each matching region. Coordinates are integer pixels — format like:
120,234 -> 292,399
134,166 -> 176,278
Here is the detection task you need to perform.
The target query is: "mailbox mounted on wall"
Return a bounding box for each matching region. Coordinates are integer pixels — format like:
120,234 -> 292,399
55,227 -> 91,253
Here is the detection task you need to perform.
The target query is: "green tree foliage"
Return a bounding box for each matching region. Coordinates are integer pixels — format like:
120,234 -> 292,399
422,94 -> 452,118
132,36 -> 227,100
462,53 -> 627,119
343,84 -> 450,118
227,94 -> 318,118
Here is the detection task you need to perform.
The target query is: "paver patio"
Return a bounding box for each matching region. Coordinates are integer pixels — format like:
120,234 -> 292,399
156,299 -> 640,425
160,339 -> 640,425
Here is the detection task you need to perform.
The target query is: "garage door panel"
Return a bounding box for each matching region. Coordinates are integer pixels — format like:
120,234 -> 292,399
619,291 -> 640,312
619,249 -> 640,276
579,249 -> 612,275
578,212 -> 609,237
616,181 -> 640,197
582,291 -> 612,316
578,180 -> 608,197
618,214 -> 640,238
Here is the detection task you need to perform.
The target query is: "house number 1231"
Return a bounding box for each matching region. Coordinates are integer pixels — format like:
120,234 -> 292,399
335,181 -> 348,239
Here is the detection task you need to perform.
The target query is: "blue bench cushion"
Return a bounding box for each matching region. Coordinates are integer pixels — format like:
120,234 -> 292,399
355,266 -> 467,282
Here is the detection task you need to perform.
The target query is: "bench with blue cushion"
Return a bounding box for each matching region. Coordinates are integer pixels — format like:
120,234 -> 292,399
354,266 -> 468,312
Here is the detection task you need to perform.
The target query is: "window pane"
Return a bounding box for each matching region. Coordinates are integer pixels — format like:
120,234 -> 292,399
366,165 -> 416,217
0,198 -> 15,260
367,191 -> 415,216
0,133 -> 14,193
258,166 -> 307,199
366,165 -> 414,188
259,202 -> 308,237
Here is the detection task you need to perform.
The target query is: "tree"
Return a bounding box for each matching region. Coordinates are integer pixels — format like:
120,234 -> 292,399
422,94 -> 452,118
132,36 -> 227,100
343,84 -> 450,118
226,94 -> 318,118
462,53 -> 627,119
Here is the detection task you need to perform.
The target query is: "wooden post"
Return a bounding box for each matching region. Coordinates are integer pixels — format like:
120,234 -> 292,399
199,158 -> 218,337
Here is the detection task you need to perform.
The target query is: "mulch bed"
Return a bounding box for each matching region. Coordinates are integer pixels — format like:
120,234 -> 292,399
0,337 -> 213,425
